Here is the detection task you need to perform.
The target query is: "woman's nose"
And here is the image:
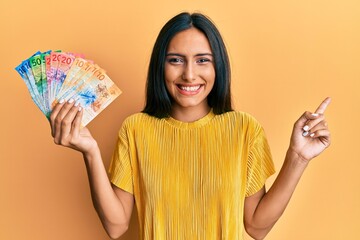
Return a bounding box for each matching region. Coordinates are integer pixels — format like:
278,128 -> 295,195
182,63 -> 196,81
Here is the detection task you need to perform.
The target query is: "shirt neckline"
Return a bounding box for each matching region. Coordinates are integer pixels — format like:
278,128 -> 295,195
164,110 -> 215,129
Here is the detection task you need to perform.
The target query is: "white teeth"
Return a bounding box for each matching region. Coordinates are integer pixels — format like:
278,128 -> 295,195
179,85 -> 201,92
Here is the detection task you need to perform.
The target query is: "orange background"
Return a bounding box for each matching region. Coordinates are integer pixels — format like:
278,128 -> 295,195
1,0 -> 359,239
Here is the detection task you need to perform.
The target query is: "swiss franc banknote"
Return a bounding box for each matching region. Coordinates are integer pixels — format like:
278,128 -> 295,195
15,50 -> 122,126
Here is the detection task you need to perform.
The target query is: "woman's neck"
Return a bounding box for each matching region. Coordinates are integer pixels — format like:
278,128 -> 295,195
170,105 -> 211,122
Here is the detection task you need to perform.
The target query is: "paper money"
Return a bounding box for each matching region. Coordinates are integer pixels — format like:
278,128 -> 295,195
53,53 -> 75,103
15,63 -> 46,115
15,50 -> 122,126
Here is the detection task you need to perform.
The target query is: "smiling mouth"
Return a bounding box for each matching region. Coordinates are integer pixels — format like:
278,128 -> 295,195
176,84 -> 203,92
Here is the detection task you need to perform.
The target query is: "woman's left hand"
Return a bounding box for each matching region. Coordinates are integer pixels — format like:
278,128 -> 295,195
289,97 -> 332,162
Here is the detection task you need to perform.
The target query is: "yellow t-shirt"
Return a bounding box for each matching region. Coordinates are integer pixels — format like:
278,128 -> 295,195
109,110 -> 275,240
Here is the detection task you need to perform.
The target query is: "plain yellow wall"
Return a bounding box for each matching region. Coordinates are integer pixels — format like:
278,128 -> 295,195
1,0 -> 359,239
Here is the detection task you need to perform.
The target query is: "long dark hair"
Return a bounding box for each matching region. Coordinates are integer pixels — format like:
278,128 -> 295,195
142,12 -> 233,118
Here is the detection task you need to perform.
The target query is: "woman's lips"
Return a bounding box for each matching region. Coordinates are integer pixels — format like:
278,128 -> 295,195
176,84 -> 203,95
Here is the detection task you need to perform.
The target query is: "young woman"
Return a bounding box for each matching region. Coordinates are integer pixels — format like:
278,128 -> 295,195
50,12 -> 331,240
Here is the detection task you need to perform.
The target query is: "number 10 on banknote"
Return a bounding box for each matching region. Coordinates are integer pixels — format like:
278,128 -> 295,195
15,50 -> 122,127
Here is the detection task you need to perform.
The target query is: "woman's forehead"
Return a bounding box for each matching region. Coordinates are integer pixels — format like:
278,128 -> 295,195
167,28 -> 212,55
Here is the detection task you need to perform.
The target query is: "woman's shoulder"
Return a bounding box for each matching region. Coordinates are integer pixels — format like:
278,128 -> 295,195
217,110 -> 264,134
219,110 -> 261,125
122,112 -> 154,124
120,112 -> 161,130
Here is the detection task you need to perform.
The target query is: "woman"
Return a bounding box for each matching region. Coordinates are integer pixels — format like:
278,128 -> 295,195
50,12 -> 331,240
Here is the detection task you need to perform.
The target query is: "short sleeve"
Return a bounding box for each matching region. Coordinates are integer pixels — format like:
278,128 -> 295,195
245,121 -> 276,197
108,121 -> 134,194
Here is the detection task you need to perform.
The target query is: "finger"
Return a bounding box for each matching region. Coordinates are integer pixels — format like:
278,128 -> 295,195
308,129 -> 331,147
61,102 -> 81,138
308,120 -> 328,136
315,97 -> 331,114
302,114 -> 325,132
49,99 -> 65,137
295,111 -> 320,130
53,99 -> 76,143
72,107 -> 83,140
310,129 -> 331,138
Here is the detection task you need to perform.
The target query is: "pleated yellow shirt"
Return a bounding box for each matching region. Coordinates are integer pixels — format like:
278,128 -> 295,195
109,110 -> 275,240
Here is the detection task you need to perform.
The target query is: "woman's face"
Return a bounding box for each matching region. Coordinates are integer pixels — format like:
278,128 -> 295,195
164,27 -> 215,115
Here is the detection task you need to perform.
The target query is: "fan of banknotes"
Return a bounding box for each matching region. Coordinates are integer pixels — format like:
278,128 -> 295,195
15,50 -> 122,126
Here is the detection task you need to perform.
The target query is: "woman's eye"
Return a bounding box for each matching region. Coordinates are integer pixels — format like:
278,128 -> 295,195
167,58 -> 183,64
197,58 -> 211,64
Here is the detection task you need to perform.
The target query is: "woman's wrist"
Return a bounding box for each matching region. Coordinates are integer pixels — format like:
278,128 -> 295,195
285,148 -> 310,170
82,143 -> 101,162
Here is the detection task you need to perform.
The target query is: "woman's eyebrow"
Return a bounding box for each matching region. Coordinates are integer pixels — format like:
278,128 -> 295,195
196,53 -> 213,57
166,53 -> 184,57
166,53 -> 213,57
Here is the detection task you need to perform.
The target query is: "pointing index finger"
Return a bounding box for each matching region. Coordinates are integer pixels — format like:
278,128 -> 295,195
315,97 -> 331,114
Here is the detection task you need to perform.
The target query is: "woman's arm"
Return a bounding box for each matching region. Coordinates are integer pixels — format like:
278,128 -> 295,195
50,99 -> 134,239
244,97 -> 331,240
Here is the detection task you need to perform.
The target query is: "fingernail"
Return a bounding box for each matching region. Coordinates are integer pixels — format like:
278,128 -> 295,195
302,131 -> 309,137
311,113 -> 319,117
303,125 -> 310,131
74,101 -> 80,107
78,107 -> 82,112
310,133 -> 315,137
68,98 -> 74,104
59,99 -> 65,104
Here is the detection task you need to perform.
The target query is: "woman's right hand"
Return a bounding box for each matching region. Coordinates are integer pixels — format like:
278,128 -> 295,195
50,99 -> 98,155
